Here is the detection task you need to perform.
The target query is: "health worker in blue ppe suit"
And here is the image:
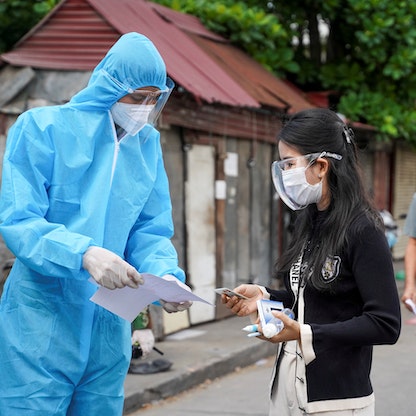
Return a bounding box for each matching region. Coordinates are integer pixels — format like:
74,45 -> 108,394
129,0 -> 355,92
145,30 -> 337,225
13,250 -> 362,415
0,32 -> 192,415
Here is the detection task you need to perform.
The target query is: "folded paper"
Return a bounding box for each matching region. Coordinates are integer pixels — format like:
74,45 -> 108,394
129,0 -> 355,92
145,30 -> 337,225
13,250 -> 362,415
90,273 -> 212,321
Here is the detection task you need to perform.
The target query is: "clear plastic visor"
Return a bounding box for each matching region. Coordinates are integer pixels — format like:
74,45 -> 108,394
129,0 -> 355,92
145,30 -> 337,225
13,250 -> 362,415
127,77 -> 174,127
271,151 -> 342,210
274,152 -> 324,172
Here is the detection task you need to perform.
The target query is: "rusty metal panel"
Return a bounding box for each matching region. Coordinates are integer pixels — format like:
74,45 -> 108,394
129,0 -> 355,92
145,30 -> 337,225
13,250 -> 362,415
2,0 -> 120,70
160,126 -> 186,271
223,141 -> 239,290
162,95 -> 282,143
150,2 -> 225,42
235,140 -> 252,286
1,0 -> 312,112
372,150 -> 390,210
190,34 -> 314,114
88,0 -> 259,108
249,141 -> 273,286
185,144 -> 217,324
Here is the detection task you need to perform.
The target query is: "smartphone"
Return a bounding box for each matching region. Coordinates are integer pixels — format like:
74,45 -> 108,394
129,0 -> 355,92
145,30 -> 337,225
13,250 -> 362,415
214,287 -> 249,300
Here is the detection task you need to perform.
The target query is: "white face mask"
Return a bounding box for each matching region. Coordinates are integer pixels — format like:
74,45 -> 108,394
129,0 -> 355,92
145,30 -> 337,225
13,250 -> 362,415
110,102 -> 155,136
281,167 -> 322,210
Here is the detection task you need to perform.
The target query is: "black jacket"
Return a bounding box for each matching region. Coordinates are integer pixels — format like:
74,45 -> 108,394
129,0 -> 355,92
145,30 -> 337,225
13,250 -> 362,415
268,211 -> 401,412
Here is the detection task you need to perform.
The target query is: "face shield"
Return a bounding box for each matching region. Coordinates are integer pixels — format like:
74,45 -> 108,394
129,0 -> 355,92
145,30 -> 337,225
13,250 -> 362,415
111,77 -> 175,138
127,77 -> 174,127
271,151 -> 342,210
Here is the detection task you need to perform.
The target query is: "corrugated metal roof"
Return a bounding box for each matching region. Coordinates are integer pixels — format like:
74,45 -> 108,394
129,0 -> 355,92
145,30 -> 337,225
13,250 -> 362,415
0,0 -> 312,111
189,34 -> 312,113
88,0 -> 259,107
150,2 -> 225,42
1,0 -> 120,70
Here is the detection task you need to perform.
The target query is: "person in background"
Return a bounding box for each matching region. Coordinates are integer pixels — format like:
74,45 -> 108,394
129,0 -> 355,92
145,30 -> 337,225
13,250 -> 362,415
129,307 -> 172,374
0,32 -> 191,416
131,306 -> 156,361
380,209 -> 399,249
222,108 -> 401,416
401,193 -> 416,312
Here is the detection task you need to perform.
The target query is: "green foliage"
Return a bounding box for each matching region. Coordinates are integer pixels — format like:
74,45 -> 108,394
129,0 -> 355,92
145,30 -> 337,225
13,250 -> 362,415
154,0 -> 416,144
0,0 -> 60,53
332,0 -> 416,144
155,0 -> 298,75
339,91 -> 416,144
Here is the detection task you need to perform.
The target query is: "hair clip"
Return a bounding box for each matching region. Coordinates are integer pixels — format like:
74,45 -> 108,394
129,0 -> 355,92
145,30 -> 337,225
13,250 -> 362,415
342,126 -> 354,144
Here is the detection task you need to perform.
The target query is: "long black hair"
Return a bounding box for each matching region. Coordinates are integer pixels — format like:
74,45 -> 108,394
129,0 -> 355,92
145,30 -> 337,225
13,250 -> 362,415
275,108 -> 382,291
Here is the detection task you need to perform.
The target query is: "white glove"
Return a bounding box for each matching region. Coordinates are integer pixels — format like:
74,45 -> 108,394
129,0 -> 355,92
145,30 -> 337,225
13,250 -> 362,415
160,274 -> 193,313
83,246 -> 143,290
131,329 -> 155,358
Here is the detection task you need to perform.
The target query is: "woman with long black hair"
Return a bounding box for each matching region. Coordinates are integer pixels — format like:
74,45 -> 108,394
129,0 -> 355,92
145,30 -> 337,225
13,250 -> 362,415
223,108 -> 401,415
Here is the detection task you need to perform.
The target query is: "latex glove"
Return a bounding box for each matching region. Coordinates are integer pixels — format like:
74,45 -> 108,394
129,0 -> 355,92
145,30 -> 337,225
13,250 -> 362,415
160,274 -> 193,313
83,246 -> 143,290
131,329 -> 155,358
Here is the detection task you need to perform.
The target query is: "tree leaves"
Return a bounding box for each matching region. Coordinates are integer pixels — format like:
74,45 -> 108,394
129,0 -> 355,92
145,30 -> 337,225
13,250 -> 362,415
154,0 -> 416,144
0,0 -> 59,53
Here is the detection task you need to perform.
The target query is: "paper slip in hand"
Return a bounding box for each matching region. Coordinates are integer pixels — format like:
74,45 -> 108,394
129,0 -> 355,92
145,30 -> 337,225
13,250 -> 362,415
90,273 -> 212,321
405,299 -> 416,315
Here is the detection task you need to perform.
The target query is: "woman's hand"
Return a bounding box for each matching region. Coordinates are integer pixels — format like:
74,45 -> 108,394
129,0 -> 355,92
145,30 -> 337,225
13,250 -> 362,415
257,310 -> 301,344
221,284 -> 264,316
401,286 -> 416,313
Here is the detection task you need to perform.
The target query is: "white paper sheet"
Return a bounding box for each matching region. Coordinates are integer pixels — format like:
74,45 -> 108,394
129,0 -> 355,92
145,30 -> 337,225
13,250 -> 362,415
90,273 -> 212,321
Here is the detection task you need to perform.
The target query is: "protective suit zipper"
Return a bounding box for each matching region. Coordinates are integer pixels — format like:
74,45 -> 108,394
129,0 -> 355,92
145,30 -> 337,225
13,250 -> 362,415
110,115 -> 122,185
110,139 -> 121,186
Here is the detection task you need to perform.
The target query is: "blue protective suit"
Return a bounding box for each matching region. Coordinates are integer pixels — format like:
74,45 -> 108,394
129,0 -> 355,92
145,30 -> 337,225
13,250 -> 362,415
0,33 -> 184,415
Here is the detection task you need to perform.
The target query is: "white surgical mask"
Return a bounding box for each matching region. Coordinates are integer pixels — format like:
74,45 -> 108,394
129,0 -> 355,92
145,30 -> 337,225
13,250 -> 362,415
110,102 -> 155,136
271,151 -> 342,211
281,167 -> 322,210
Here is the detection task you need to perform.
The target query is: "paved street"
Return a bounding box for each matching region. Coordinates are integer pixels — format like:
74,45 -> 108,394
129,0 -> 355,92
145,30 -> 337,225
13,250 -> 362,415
129,290 -> 415,416
371,314 -> 416,415
130,357 -> 272,416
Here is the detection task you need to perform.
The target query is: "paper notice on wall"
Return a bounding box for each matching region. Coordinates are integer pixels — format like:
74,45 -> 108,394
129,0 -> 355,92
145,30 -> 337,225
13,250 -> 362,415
215,180 -> 227,200
224,152 -> 238,177
90,273 -> 212,321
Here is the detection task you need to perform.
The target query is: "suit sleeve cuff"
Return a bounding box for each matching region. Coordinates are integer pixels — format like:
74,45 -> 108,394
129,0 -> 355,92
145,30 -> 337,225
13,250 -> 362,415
258,285 -> 271,299
300,324 -> 316,365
